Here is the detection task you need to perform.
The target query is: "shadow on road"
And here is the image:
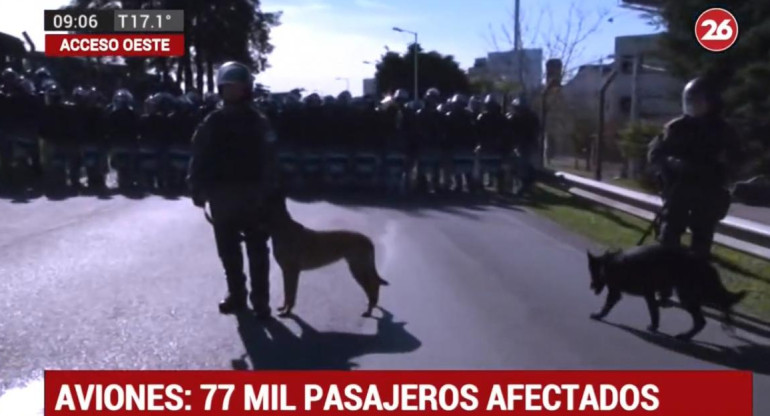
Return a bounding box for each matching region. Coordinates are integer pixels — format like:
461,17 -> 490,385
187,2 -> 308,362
660,300 -> 770,340
602,321 -> 770,375
232,308 -> 421,370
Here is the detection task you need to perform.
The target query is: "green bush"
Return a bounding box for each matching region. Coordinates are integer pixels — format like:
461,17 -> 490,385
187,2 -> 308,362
617,121 -> 660,159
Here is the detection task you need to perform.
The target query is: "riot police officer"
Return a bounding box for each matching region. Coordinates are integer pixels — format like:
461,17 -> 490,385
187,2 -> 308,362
415,88 -> 444,192
0,68 -> 20,186
508,95 -> 539,196
105,88 -> 140,190
444,94 -> 476,192
39,83 -> 75,191
476,94 -> 507,192
648,77 -> 744,260
187,61 -> 277,317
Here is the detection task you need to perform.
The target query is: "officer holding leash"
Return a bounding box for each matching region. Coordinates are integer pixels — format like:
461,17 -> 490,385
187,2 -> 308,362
647,77 -> 744,260
187,61 -> 277,318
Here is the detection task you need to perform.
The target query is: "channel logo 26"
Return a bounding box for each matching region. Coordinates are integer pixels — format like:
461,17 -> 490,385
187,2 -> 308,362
695,8 -> 738,52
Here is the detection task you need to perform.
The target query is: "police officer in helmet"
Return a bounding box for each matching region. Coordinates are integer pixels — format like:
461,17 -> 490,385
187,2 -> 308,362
187,61 -> 277,317
648,76 -> 744,261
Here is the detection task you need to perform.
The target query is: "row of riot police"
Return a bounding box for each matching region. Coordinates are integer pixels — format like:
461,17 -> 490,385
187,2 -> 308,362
1,65 -> 541,197
0,66 -> 216,194
263,88 -> 540,196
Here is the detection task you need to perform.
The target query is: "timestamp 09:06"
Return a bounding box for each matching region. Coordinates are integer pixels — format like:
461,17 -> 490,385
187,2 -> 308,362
52,14 -> 99,30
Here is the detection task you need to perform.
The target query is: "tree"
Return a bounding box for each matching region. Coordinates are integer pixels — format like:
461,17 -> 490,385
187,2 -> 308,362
650,0 -> 770,159
486,1 -> 611,85
65,0 -> 281,93
374,44 -> 470,99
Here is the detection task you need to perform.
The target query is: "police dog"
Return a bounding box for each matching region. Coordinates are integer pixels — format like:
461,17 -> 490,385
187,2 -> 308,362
263,191 -> 389,318
587,244 -> 746,341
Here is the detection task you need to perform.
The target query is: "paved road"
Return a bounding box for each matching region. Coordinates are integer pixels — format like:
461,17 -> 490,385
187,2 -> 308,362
1,193 -> 769,414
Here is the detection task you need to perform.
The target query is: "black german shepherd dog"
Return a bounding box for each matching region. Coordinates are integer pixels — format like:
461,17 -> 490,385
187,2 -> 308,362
587,244 -> 747,341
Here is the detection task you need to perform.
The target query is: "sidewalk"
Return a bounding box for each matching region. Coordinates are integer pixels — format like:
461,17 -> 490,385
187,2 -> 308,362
546,156 -> 770,226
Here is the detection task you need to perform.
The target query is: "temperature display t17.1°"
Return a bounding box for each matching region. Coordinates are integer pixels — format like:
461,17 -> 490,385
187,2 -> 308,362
114,10 -> 184,32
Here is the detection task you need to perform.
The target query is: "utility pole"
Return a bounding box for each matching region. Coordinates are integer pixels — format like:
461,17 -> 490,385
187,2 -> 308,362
393,27 -> 419,101
630,54 -> 640,123
514,0 -> 525,94
597,69 -> 619,181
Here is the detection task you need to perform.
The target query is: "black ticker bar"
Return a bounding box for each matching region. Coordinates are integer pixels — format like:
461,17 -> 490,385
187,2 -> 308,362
44,9 -> 184,33
44,10 -> 114,33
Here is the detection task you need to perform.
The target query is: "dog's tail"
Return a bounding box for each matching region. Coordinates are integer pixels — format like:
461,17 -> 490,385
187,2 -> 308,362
379,276 -> 390,286
719,290 -> 748,334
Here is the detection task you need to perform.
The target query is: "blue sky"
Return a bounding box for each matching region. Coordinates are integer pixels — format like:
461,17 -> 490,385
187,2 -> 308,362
0,0 -> 660,95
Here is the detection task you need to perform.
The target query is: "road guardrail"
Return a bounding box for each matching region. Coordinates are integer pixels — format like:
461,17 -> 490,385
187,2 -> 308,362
544,170 -> 770,260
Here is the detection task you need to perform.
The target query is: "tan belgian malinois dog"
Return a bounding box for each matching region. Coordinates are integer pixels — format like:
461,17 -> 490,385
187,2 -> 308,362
207,191 -> 389,317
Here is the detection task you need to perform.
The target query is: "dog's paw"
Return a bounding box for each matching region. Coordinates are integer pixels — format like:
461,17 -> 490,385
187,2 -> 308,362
674,332 -> 694,342
278,311 -> 291,318
361,311 -> 373,318
646,325 -> 659,333
590,313 -> 604,321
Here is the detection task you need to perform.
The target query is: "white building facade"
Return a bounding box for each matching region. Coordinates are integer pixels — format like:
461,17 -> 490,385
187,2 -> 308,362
468,48 -> 543,93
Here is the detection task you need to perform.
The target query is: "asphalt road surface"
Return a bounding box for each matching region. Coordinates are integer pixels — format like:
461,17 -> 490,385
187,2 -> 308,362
1,192 -> 769,414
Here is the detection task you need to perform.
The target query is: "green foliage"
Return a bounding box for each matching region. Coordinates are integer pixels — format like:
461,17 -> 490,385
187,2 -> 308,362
65,0 -> 281,91
375,44 -> 470,98
569,115 -> 595,155
617,121 -> 660,159
653,0 -> 770,146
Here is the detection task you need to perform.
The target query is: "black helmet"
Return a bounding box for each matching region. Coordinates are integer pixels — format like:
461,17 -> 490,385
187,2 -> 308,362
44,83 -> 63,105
215,61 -> 253,89
424,87 -> 440,101
405,100 -> 424,112
393,88 -> 410,103
511,94 -> 528,109
16,77 -> 35,96
468,96 -> 483,113
34,67 -> 52,82
304,93 -> 322,107
184,90 -> 202,108
450,93 -> 468,109
682,77 -> 721,117
113,88 -> 135,110
483,94 -> 501,111
0,68 -> 19,86
337,90 -> 353,104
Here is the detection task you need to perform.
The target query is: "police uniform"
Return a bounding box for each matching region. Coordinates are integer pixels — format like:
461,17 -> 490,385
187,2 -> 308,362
187,61 -> 277,317
508,97 -> 539,195
648,78 -> 743,258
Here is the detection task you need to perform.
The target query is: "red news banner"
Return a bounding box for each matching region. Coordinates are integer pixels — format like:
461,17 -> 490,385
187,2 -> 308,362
44,370 -> 752,415
45,34 -> 185,57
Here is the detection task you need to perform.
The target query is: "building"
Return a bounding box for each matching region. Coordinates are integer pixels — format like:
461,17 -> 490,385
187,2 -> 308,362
560,63 -> 613,111
467,48 -> 543,93
606,33 -> 684,125
548,63 -> 612,157
362,78 -> 377,97
620,0 -> 663,12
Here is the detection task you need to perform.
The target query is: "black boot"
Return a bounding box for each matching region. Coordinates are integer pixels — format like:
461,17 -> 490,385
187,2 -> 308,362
218,294 -> 247,315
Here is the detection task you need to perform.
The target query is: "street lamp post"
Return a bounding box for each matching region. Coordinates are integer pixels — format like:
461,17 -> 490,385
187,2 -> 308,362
335,77 -> 350,91
393,27 -> 419,101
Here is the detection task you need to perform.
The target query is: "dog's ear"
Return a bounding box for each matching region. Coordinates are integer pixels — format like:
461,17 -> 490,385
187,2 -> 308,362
586,251 -> 595,261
